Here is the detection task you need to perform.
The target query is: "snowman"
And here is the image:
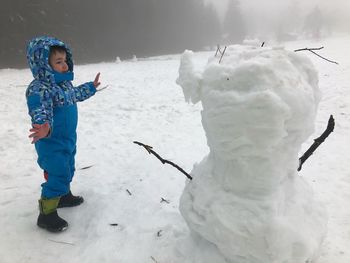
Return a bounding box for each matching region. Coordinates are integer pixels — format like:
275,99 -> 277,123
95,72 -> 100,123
176,45 -> 327,263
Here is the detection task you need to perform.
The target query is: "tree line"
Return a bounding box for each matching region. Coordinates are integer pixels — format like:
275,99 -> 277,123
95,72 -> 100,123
1,0 -> 224,68
0,0 -> 331,69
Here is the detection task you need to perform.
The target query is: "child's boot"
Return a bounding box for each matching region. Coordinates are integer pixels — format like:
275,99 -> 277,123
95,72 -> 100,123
58,191 -> 84,208
37,197 -> 68,232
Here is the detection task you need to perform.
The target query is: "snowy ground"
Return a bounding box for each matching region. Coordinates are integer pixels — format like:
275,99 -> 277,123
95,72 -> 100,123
1,35 -> 350,263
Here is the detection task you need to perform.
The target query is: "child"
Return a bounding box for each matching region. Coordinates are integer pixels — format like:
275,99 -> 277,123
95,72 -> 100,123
25,36 -> 100,232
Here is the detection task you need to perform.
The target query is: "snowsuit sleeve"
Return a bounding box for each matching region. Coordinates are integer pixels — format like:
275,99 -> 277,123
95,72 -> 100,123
72,82 -> 96,102
26,83 -> 54,128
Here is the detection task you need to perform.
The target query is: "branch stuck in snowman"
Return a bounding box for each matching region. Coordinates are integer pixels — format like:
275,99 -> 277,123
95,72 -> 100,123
133,141 -> 192,180
294,46 -> 339,64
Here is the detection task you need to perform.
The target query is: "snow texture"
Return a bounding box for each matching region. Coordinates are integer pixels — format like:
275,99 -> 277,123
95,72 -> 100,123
177,45 -> 327,263
0,35 -> 350,263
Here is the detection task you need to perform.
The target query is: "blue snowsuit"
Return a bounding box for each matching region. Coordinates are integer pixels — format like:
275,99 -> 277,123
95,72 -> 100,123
26,36 -> 96,199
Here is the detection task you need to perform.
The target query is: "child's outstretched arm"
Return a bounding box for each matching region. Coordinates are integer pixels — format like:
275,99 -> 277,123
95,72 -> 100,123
72,72 -> 101,102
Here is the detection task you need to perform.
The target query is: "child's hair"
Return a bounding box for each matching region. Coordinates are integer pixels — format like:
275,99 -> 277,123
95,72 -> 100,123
49,45 -> 66,57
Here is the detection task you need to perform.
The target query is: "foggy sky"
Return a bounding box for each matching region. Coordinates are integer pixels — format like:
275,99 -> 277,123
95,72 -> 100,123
204,0 -> 228,19
206,0 -> 350,36
206,0 -> 350,12
206,0 -> 350,20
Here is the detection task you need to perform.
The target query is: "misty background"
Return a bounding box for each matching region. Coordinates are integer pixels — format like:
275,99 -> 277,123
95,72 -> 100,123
1,0 -> 349,69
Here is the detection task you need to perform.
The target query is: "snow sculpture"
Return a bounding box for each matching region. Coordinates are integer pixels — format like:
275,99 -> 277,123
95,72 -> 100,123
115,56 -> 122,63
176,46 -> 327,263
131,55 -> 138,62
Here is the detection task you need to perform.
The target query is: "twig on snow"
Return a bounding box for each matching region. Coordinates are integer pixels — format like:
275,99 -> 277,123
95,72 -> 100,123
79,165 -> 94,170
48,239 -> 75,246
150,256 -> 159,263
160,198 -> 170,204
133,141 -> 192,180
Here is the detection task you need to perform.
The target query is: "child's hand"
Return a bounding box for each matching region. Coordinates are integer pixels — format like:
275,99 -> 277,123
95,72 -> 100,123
93,72 -> 101,88
29,123 -> 50,144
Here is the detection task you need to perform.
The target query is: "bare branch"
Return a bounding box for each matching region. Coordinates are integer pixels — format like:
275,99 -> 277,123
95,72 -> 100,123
294,47 -> 338,64
160,198 -> 170,204
294,47 -> 324,52
215,44 -> 221,57
298,115 -> 335,171
79,165 -> 94,170
48,239 -> 75,246
308,50 -> 339,64
133,141 -> 192,180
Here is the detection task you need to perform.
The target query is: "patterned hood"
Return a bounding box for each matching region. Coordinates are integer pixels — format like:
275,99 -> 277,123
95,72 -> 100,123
26,36 -> 74,83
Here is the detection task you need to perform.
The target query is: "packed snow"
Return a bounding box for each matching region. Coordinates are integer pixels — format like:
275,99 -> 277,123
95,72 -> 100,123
177,46 -> 326,263
0,35 -> 350,263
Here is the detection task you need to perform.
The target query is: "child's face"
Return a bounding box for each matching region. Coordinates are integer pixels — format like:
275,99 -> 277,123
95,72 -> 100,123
49,51 -> 69,73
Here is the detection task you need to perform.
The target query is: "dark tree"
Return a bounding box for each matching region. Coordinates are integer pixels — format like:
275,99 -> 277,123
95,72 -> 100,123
304,6 -> 323,39
275,0 -> 302,41
223,0 -> 246,44
0,0 -> 224,68
201,3 -> 222,49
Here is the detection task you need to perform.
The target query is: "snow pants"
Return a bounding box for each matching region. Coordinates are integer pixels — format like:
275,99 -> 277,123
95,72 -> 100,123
34,104 -> 78,198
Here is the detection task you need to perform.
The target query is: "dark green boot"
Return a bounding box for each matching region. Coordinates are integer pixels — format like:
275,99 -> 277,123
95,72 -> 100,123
37,197 -> 68,232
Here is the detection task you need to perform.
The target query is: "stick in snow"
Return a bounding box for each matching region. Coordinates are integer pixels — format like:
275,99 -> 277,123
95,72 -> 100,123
219,46 -> 227,64
298,115 -> 335,171
215,45 -> 221,57
157,230 -> 163,237
133,141 -> 192,180
160,197 -> 170,204
215,44 -> 225,57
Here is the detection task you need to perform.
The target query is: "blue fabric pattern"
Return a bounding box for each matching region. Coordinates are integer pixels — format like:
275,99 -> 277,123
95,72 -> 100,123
53,71 -> 74,83
25,36 -> 96,198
